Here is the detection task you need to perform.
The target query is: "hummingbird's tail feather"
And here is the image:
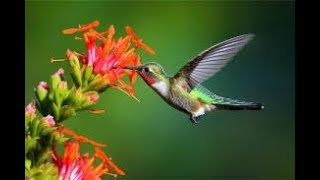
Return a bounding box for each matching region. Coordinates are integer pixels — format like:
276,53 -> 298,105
190,85 -> 264,110
214,102 -> 264,110
211,95 -> 264,110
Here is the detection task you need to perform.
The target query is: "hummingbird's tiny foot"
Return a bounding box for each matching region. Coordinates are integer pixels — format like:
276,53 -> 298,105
190,116 -> 201,124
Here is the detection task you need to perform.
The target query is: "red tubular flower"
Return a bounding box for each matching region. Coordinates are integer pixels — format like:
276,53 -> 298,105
52,141 -> 107,180
52,127 -> 125,179
61,127 -> 106,148
125,26 -> 155,55
63,20 -> 155,98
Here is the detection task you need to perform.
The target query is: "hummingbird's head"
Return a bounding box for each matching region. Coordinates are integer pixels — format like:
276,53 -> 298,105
122,62 -> 168,86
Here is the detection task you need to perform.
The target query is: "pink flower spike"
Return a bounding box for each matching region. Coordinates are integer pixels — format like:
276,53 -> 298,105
88,94 -> 99,104
37,81 -> 49,91
25,100 -> 36,115
54,68 -> 65,77
43,115 -> 55,127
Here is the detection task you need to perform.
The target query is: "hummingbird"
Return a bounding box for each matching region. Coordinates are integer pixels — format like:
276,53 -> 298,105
122,34 -> 264,123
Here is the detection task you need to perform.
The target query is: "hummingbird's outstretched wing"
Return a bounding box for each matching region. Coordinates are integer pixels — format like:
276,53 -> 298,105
174,34 -> 255,91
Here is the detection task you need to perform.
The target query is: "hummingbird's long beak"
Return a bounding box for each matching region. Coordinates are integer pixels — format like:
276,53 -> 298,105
121,65 -> 142,71
122,66 -> 138,70
112,65 -> 143,71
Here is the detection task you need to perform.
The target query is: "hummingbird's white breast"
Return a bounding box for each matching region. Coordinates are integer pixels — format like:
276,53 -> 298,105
151,81 -> 169,97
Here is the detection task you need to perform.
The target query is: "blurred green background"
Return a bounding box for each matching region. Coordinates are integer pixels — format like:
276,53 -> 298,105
26,0 -> 294,179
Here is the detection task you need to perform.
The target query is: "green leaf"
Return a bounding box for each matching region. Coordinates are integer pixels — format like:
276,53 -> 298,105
53,88 -> 62,108
68,54 -> 83,88
31,120 -> 40,137
70,71 -> 82,88
62,91 -> 70,103
35,87 -> 48,106
37,149 -> 52,165
51,103 -> 60,121
25,135 -> 38,154
50,74 -> 61,91
65,86 -> 78,106
68,51 -> 81,70
40,126 -> 56,136
54,135 -> 69,144
59,105 -> 76,122
25,118 -> 30,134
88,72 -> 96,82
82,65 -> 93,87
78,91 -> 99,110
25,159 -> 31,170
27,163 -> 58,180
87,74 -> 103,88
95,81 -> 110,93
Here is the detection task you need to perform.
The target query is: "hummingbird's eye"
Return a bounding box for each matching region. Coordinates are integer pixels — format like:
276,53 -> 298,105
143,67 -> 150,73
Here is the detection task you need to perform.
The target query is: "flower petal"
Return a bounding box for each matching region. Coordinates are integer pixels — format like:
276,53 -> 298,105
95,148 -> 125,175
125,26 -> 155,55
62,127 -> 106,148
63,20 -> 100,35
89,109 -> 106,114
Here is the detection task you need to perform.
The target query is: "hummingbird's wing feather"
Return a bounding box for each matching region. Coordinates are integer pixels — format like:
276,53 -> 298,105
174,34 -> 254,91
